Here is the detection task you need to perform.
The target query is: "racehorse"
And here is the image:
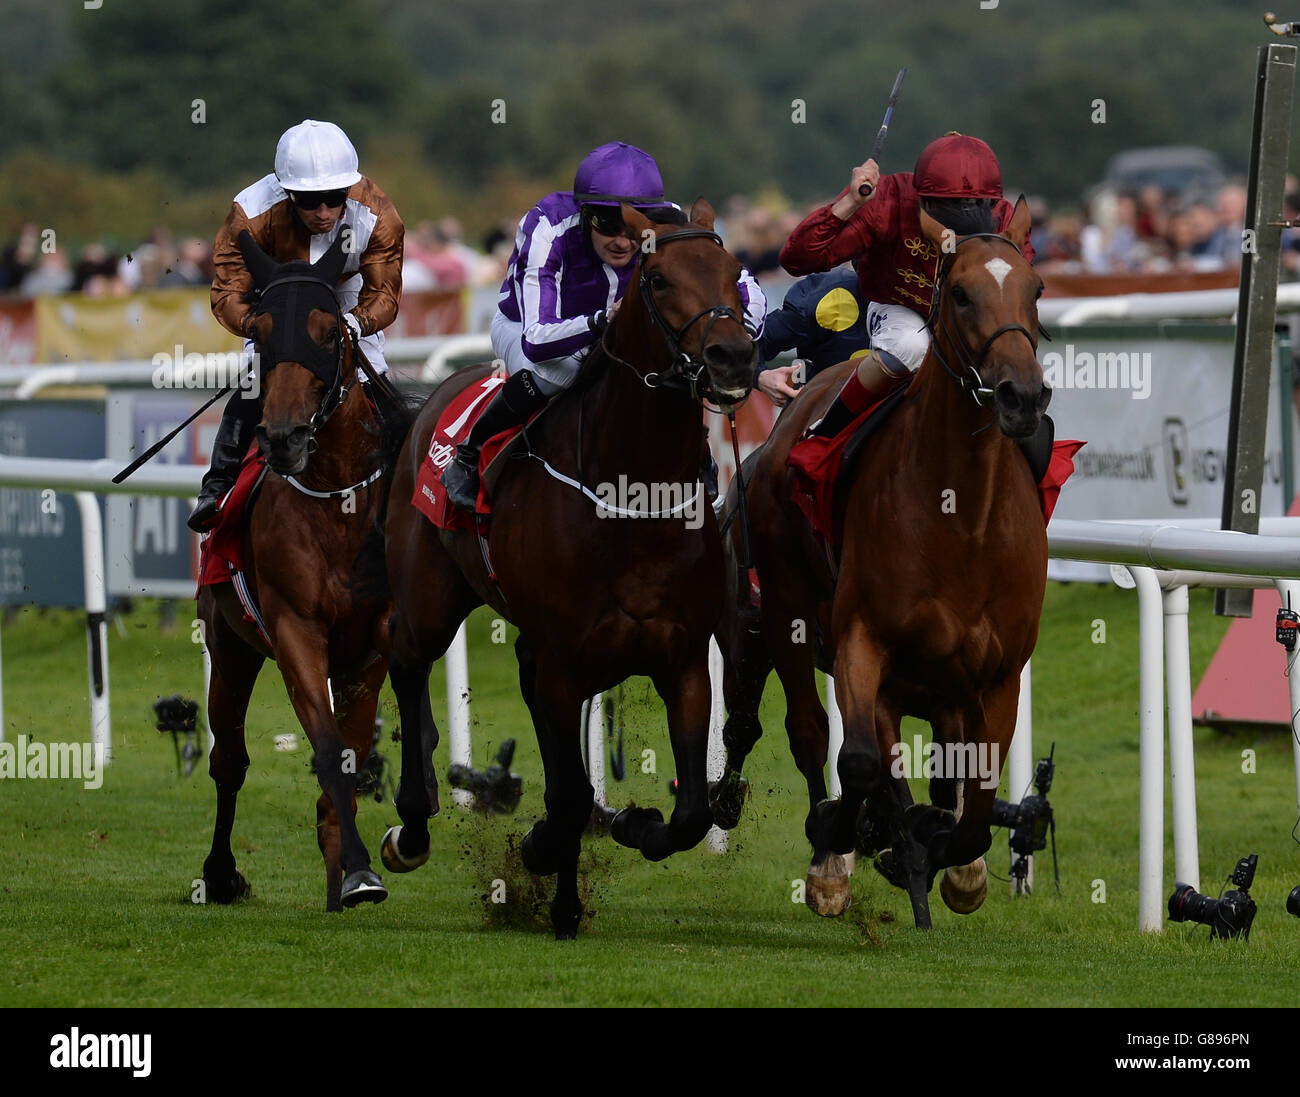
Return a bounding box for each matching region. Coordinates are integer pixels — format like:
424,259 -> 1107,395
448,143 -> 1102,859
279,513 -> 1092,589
711,197 -> 1049,928
198,230 -> 416,912
379,198 -> 756,939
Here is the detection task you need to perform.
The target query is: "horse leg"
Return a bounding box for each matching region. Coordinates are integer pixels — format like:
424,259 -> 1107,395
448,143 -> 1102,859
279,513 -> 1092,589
516,643 -> 591,940
919,676 -> 1021,889
381,653 -> 439,873
319,653 -> 389,907
921,708 -> 989,916
612,646 -> 714,860
382,541 -> 479,873
805,619 -> 884,919
709,560 -> 773,829
201,597 -> 263,903
272,616 -> 384,911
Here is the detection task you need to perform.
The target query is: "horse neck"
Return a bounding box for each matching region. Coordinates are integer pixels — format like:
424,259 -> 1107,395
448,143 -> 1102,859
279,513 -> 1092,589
906,345 -> 1020,530
578,301 -> 703,485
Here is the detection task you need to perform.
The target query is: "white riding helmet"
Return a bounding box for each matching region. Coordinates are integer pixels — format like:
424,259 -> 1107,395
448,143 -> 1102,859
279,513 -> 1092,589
275,120 -> 362,192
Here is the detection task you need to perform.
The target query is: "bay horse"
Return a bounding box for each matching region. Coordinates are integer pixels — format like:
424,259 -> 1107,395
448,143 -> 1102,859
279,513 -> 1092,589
712,197 -> 1049,928
198,229 -> 416,912
380,198 -> 756,939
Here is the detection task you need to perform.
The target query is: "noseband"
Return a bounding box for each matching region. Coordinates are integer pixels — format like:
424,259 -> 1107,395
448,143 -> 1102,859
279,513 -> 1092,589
925,232 -> 1051,407
603,228 -> 757,405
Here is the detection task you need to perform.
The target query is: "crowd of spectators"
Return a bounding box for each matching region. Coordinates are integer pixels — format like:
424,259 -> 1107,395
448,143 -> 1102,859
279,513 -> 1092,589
0,226 -> 215,298
7,172 -> 1299,304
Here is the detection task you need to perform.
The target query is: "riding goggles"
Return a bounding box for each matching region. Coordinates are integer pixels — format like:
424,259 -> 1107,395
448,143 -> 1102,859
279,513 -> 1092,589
288,188 -> 351,210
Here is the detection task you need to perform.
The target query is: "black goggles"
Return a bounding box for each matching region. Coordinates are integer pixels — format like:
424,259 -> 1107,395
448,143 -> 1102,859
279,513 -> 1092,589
288,188 -> 350,210
585,208 -> 627,237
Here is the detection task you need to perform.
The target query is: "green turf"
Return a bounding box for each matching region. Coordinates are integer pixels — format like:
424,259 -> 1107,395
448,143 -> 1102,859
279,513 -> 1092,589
1,584 -> 1298,1007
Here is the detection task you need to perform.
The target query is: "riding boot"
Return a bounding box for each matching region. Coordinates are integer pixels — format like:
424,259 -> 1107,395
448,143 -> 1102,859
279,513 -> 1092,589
1017,412 -> 1055,483
442,369 -> 550,511
188,394 -> 259,532
807,351 -> 910,440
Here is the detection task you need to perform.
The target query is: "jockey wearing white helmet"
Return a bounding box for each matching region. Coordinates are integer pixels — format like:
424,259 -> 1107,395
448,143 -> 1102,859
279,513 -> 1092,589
190,119 -> 404,532
441,140 -> 766,510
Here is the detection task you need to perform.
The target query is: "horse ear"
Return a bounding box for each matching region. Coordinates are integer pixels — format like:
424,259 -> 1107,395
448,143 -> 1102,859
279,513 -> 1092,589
238,229 -> 279,289
1003,194 -> 1032,251
689,196 -> 715,231
313,225 -> 350,285
619,203 -> 652,242
918,203 -> 950,253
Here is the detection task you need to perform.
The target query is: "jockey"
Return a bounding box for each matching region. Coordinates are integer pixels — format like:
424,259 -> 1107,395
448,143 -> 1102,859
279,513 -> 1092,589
441,140 -> 767,510
189,119 -> 404,532
770,133 -> 1033,432
755,268 -> 871,407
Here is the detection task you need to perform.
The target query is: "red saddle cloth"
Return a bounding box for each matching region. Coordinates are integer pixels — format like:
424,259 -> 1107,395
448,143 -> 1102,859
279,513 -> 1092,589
786,402 -> 1084,544
196,442 -> 267,595
413,374 -> 538,531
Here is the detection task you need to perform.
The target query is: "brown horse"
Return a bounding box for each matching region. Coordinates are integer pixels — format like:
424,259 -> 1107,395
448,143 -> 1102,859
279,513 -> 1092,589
379,198 -> 756,938
711,198 -> 1049,928
199,230 -> 416,912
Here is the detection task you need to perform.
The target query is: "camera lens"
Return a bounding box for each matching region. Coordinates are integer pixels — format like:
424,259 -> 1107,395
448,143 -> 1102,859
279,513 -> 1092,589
1168,882 -> 1216,924
1287,885 -> 1300,919
990,799 -> 1017,829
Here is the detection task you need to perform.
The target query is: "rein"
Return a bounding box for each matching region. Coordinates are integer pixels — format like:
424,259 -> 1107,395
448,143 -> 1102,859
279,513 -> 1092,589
924,232 -> 1051,408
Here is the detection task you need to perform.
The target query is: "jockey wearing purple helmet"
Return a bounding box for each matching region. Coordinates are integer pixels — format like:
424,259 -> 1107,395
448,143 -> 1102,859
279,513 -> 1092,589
442,141 -> 766,509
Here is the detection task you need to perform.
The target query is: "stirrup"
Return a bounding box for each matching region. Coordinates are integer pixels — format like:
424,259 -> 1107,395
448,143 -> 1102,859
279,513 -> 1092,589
441,451 -> 480,511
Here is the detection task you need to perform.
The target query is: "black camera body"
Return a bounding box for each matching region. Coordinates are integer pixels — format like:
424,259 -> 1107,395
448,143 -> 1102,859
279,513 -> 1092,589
991,744 -> 1056,889
1168,854 -> 1258,940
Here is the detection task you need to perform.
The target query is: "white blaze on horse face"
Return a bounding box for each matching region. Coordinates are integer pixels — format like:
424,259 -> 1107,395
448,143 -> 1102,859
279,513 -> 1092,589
984,257 -> 1013,297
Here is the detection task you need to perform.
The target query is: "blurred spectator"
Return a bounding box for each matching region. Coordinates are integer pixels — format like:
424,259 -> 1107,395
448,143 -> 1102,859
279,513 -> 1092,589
403,220 -> 469,292
0,224 -> 40,292
19,250 -> 74,296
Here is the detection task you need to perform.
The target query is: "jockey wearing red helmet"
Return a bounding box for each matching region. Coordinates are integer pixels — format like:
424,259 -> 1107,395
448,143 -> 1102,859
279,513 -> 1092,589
763,134 -> 1032,433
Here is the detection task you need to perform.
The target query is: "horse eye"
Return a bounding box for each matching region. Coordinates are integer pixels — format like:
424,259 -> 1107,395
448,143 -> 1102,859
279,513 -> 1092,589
649,271 -> 668,291
951,285 -> 970,307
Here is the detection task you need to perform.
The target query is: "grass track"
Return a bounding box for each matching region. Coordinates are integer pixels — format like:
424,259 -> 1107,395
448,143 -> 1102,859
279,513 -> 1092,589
1,583 -> 1298,1008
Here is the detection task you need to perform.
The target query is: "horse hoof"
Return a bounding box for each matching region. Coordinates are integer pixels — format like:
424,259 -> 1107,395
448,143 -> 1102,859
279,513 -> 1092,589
340,869 -> 388,908
610,805 -> 664,849
939,858 -> 988,915
708,773 -> 749,830
203,870 -> 250,905
521,823 -> 559,876
380,825 -> 429,873
805,854 -> 852,917
872,848 -> 907,888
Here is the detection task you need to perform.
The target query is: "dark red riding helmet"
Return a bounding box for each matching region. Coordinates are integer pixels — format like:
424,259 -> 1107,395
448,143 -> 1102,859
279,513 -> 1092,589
913,134 -> 1003,199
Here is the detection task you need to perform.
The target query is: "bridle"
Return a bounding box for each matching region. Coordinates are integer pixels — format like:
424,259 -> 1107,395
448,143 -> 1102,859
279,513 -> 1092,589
924,231 -> 1051,408
249,271 -> 383,499
252,271 -> 358,451
601,227 -> 757,405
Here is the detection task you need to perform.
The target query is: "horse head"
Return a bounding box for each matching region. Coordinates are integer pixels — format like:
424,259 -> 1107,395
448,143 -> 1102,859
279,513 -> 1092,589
238,228 -> 353,475
919,196 -> 1049,440
616,198 -> 756,406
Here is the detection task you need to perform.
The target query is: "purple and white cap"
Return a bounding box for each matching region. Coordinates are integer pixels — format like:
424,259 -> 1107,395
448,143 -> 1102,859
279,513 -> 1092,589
572,142 -> 675,210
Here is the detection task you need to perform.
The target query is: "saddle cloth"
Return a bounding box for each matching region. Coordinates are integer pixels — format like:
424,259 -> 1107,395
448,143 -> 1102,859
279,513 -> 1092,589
786,394 -> 1084,544
196,442 -> 272,646
412,374 -> 540,531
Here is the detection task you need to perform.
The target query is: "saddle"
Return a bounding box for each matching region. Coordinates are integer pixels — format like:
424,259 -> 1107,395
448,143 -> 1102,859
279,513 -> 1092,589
411,374 -> 549,532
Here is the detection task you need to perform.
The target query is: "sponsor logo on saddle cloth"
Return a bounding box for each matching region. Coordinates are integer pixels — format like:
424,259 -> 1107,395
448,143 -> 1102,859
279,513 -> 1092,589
413,374 -> 521,530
